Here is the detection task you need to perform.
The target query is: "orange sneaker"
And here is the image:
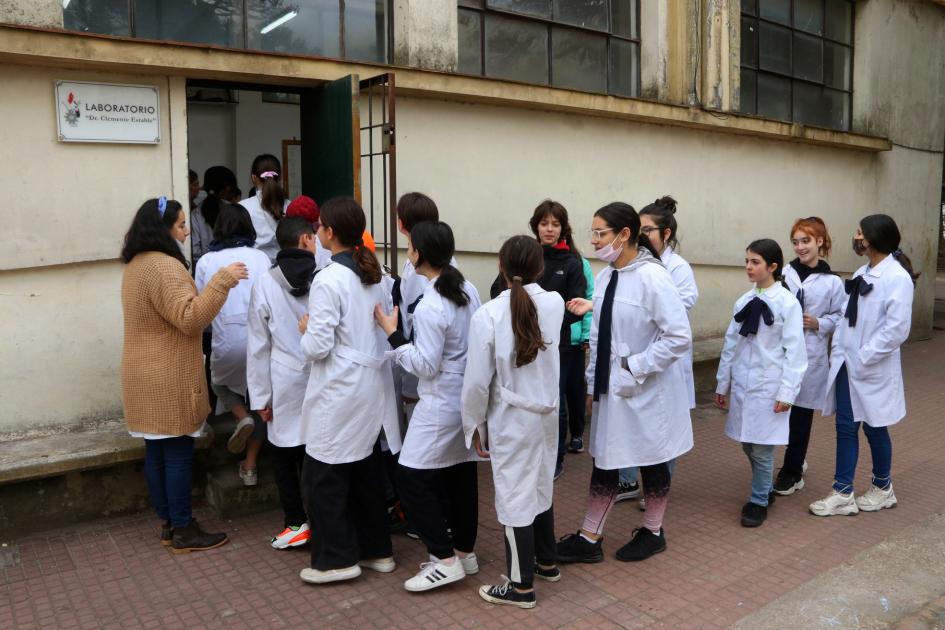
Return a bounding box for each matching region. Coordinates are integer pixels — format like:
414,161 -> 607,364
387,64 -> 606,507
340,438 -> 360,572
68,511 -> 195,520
271,522 -> 311,549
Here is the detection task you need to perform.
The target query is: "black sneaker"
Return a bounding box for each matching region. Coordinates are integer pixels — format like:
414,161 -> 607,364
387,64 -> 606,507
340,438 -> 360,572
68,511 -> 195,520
740,502 -> 767,527
615,528 -> 666,562
774,469 -> 805,496
478,581 -> 536,609
534,564 -> 561,582
614,480 -> 641,503
768,492 -> 777,507
568,438 -> 584,454
554,461 -> 564,481
556,532 -> 603,564
160,520 -> 173,547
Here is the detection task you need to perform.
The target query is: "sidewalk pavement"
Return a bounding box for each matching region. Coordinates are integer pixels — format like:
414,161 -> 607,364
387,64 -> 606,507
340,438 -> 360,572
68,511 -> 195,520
3,332 -> 945,630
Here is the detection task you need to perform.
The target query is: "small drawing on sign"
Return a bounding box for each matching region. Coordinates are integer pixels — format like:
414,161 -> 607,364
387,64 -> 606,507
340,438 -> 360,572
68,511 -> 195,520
62,91 -> 81,127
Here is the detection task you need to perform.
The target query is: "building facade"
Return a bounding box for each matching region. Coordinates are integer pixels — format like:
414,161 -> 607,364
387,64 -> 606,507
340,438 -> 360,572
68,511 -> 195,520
0,0 -> 943,437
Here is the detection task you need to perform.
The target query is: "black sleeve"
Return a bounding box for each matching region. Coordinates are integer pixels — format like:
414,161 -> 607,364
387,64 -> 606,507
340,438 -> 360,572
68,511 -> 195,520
489,273 -> 505,300
560,257 -> 586,326
387,330 -> 410,349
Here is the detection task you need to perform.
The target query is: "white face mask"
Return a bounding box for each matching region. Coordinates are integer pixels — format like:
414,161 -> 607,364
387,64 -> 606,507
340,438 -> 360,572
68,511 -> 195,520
593,238 -> 624,263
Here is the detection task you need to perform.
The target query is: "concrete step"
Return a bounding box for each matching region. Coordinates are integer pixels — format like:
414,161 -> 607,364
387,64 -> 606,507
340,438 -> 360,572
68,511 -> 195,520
204,461 -> 280,520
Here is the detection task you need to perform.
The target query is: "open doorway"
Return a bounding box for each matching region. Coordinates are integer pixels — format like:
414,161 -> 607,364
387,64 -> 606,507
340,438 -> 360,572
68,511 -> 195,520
185,74 -> 399,271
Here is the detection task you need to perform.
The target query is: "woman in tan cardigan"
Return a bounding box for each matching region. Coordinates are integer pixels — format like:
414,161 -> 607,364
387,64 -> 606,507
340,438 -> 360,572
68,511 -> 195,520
121,197 -> 248,553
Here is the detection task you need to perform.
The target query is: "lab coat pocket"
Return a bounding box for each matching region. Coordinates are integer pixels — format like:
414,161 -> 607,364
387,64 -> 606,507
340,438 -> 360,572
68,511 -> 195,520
611,342 -> 644,398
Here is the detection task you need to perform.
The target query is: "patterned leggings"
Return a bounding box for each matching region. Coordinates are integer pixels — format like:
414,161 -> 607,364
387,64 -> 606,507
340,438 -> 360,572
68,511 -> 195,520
582,462 -> 672,536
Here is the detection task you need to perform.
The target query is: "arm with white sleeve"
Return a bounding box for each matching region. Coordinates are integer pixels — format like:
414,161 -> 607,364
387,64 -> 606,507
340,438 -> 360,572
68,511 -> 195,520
715,303 -> 742,396
391,303 -> 448,381
625,271 -> 692,381
245,281 -> 274,412
300,278 -> 341,362
858,274 -> 914,366
777,297 -> 809,405
461,309 -> 496,449
817,275 -> 846,338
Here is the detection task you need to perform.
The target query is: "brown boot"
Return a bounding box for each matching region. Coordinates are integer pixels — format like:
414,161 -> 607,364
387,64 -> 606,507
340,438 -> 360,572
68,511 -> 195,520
171,519 -> 228,553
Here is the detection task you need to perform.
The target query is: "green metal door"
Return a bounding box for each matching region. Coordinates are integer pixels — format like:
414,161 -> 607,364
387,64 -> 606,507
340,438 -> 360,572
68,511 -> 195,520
300,75 -> 361,205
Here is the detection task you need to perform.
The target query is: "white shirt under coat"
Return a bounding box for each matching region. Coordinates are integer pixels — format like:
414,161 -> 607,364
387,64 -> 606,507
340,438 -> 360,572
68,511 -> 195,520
195,246 -> 272,395
783,264 -> 845,410
300,259 -> 403,464
246,266 -> 311,448
716,284 -> 808,445
240,192 -> 288,263
586,250 -> 694,469
662,246 -> 699,409
461,284 -> 564,528
391,277 -> 483,470
822,255 -> 913,427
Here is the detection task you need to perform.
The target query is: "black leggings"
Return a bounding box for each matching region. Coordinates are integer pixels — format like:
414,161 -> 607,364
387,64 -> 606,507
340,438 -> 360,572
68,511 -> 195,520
270,444 -> 306,528
397,461 -> 478,559
781,405 -> 815,477
504,507 -> 555,590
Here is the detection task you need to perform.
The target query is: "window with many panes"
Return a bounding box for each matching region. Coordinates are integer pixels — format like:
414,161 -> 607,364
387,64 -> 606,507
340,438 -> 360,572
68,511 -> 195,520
62,0 -> 388,63
457,0 -> 640,97
739,0 -> 854,130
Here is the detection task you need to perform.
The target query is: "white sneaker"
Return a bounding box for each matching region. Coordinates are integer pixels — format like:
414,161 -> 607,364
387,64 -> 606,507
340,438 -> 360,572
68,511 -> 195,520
802,460 -> 809,473
459,552 -> 479,575
237,462 -> 257,487
227,416 -> 255,454
359,556 -> 396,573
855,484 -> 897,512
300,565 -> 361,584
404,557 -> 466,592
271,523 -> 311,549
809,490 -> 859,517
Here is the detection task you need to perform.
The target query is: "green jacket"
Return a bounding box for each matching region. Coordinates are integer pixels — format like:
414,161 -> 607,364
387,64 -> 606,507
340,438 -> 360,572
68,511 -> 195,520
570,257 -> 594,345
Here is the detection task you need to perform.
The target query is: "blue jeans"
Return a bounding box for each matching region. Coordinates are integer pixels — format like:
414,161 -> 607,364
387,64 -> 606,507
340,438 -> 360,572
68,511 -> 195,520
143,436 -> 195,528
742,443 -> 774,506
833,364 -> 892,494
619,460 -> 677,485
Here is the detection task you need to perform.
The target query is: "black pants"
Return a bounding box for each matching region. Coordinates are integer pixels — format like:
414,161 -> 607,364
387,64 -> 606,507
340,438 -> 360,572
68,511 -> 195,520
271,444 -> 306,528
302,446 -> 392,570
381,447 -> 400,505
504,507 -> 555,590
782,405 -> 815,477
398,461 -> 478,559
202,331 -> 217,413
558,345 -> 587,459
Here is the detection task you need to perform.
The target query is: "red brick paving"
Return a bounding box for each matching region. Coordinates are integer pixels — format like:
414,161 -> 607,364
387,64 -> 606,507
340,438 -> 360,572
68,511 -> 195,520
3,333 -> 945,629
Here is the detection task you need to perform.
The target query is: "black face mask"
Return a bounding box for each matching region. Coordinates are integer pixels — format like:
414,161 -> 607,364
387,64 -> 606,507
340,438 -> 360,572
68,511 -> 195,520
852,237 -> 867,256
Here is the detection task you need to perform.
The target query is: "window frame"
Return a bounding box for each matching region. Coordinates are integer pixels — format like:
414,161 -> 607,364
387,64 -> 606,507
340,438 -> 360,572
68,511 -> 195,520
739,0 -> 855,131
458,0 -> 641,98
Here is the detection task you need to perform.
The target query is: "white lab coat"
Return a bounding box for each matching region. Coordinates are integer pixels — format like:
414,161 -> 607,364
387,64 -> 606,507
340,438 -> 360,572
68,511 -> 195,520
662,247 -> 699,409
822,255 -> 914,427
195,246 -> 272,395
300,258 -> 403,464
587,250 -> 694,469
783,264 -> 845,410
391,277 -> 482,469
716,284 -> 808,445
246,266 -> 310,448
461,284 -> 564,527
190,203 -> 213,264
240,193 -> 289,263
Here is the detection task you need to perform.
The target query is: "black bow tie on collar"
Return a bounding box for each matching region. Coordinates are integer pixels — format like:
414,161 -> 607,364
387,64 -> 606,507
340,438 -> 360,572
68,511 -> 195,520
844,276 -> 873,327
733,296 -> 775,337
796,288 -> 805,311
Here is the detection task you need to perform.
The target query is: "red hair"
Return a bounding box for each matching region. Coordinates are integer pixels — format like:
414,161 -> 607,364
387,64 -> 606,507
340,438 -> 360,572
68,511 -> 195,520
790,216 -> 832,258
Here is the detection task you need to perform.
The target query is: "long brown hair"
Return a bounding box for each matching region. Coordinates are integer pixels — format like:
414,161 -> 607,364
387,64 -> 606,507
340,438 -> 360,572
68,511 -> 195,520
319,197 -> 382,285
251,154 -> 286,221
529,199 -> 580,256
499,235 -> 547,367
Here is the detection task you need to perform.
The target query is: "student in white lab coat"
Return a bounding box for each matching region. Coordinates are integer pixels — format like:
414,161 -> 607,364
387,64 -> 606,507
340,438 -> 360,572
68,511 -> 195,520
195,203 -> 272,484
462,235 -> 564,610
615,195 -> 699,507
773,218 -> 845,496
239,153 -> 288,262
190,166 -> 239,268
246,217 -> 318,550
809,214 -> 918,517
715,239 -> 807,528
284,194 -> 334,270
374,221 -> 483,592
556,202 -> 692,564
297,197 -> 403,585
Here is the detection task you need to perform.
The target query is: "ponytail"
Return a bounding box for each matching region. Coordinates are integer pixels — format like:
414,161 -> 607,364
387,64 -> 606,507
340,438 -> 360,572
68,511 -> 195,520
499,235 -> 547,368
435,265 -> 470,307
354,240 -> 382,285
892,249 -> 919,285
637,232 -> 660,260
250,154 -> 286,221
320,196 -> 381,285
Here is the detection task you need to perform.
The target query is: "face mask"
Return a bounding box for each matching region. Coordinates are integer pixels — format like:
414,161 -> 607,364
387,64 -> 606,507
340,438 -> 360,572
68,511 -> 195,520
594,238 -> 624,263
852,237 -> 867,256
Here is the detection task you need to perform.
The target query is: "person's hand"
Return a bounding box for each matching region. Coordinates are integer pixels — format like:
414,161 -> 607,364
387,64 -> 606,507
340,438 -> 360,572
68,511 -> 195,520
585,394 -> 593,419
774,401 -> 792,413
374,304 -> 399,336
222,262 -> 249,283
473,428 -> 490,458
802,313 -> 819,331
567,298 -> 594,316
714,393 -> 727,410
298,314 -> 309,334
257,408 -> 273,422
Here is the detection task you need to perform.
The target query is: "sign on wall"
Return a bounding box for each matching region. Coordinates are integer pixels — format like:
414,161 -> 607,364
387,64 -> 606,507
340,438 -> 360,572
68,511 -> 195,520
55,80 -> 160,144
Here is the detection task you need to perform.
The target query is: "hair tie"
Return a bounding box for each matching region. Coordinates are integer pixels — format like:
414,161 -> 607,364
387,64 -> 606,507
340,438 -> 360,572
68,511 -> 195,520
892,248 -> 903,259
258,171 -> 279,180
512,275 -> 523,283
157,196 -> 167,217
